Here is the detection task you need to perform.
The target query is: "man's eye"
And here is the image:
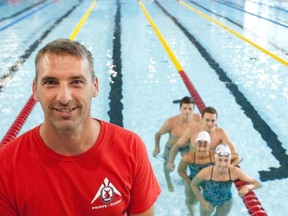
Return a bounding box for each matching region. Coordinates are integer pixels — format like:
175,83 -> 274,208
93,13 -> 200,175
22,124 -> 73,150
72,80 -> 84,85
43,80 -> 57,86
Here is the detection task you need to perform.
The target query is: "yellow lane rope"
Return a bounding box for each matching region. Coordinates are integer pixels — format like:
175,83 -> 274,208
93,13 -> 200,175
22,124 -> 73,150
138,0 -> 184,72
179,0 -> 288,67
69,0 -> 97,40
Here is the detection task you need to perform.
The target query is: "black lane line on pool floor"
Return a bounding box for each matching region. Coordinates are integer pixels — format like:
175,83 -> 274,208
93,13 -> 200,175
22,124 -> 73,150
187,0 -> 288,55
155,0 -> 288,181
0,1 -> 82,91
215,0 -> 288,28
0,0 -> 48,23
108,0 -> 124,127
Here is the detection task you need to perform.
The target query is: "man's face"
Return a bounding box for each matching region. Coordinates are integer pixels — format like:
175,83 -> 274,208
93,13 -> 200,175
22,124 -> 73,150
202,113 -> 217,132
33,53 -> 98,132
180,103 -> 194,119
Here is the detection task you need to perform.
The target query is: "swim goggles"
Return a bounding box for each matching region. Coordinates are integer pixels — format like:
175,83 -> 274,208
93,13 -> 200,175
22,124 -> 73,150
216,152 -> 230,157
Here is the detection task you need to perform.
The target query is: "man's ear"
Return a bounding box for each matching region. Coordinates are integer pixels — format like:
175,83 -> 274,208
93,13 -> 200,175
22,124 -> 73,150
32,81 -> 38,101
93,77 -> 99,97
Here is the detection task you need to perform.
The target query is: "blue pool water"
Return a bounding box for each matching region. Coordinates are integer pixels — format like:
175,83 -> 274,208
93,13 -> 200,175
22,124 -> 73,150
0,0 -> 288,215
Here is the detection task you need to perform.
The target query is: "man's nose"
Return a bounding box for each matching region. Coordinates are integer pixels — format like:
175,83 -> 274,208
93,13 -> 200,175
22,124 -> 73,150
57,84 -> 72,104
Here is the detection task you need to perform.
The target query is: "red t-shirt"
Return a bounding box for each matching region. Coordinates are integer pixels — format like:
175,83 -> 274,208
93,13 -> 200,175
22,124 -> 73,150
0,120 -> 160,216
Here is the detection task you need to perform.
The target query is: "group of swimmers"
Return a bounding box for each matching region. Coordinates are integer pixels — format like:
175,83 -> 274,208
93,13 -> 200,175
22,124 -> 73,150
153,96 -> 262,216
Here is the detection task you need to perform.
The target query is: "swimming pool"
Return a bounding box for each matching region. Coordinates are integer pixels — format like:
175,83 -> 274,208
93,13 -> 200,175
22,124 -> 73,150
0,0 -> 287,215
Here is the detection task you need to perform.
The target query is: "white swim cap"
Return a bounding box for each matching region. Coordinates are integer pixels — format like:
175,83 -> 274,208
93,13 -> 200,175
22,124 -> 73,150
215,144 -> 231,157
195,131 -> 210,144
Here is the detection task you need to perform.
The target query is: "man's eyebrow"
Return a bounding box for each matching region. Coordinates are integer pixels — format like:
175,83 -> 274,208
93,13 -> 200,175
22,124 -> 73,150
40,76 -> 57,82
40,75 -> 87,81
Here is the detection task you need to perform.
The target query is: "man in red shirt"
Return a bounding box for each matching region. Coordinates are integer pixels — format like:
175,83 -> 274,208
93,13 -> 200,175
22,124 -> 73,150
0,39 -> 160,216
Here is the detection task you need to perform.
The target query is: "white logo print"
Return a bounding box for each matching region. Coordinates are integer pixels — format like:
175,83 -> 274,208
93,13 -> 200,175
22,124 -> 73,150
91,177 -> 122,204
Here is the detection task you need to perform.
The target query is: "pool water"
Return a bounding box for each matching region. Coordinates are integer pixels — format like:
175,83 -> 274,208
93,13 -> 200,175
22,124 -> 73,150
0,0 -> 288,215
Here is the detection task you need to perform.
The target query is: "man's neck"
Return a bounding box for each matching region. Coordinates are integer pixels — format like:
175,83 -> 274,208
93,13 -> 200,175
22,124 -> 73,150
40,119 -> 100,156
180,115 -> 192,124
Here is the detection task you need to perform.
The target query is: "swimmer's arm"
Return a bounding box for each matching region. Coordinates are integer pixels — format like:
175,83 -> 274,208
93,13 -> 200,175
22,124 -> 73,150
167,128 -> 191,168
230,154 -> 242,166
153,120 -> 172,157
153,132 -> 161,157
166,144 -> 178,171
238,179 -> 262,198
191,175 -> 206,204
232,167 -> 262,197
221,129 -> 242,166
178,159 -> 190,184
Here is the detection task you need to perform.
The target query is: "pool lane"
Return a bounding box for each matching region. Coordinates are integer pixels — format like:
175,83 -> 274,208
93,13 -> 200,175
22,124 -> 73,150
0,1 -> 287,215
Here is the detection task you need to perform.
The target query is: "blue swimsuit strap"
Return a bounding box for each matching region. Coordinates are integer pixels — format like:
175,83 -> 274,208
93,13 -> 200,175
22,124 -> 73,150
210,166 -> 231,181
194,151 -> 213,164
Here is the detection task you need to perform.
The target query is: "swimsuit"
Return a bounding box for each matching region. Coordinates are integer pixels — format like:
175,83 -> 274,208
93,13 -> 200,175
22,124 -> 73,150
202,167 -> 232,206
188,152 -> 214,180
166,145 -> 190,152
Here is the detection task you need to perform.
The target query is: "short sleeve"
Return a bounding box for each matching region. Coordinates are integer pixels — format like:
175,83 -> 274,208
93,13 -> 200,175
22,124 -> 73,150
127,136 -> 161,214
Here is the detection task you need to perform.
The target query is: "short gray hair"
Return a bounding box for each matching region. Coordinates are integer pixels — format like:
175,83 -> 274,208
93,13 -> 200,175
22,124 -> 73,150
34,39 -> 95,81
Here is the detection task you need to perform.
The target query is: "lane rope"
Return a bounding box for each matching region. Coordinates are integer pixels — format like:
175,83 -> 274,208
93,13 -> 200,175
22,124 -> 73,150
138,0 -> 206,111
138,1 -> 267,215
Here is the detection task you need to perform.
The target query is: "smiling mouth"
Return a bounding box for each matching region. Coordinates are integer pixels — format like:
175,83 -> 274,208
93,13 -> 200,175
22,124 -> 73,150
54,107 -> 76,113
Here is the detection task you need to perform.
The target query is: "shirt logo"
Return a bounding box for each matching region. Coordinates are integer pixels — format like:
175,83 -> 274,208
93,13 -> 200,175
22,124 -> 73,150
91,177 -> 122,209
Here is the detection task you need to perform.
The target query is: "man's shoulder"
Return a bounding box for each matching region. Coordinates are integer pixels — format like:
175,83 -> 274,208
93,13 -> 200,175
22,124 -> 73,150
214,126 -> 226,134
101,120 -> 139,138
100,121 -> 146,153
166,115 -> 180,123
209,127 -> 226,141
192,114 -> 201,122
